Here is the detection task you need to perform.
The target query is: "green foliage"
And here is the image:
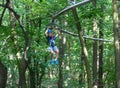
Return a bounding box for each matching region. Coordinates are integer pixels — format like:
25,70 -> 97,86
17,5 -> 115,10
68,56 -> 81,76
0,0 -> 116,87
80,8 -> 102,19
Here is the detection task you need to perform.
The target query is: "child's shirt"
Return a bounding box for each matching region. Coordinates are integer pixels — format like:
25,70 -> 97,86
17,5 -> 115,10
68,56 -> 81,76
46,36 -> 57,47
46,29 -> 57,47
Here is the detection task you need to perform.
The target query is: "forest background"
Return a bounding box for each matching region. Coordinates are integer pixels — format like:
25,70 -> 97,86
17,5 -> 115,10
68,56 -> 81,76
0,0 -> 119,88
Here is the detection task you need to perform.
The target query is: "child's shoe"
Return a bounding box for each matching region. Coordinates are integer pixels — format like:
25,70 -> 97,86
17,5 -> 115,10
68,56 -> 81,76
55,59 -> 59,65
51,59 -> 55,65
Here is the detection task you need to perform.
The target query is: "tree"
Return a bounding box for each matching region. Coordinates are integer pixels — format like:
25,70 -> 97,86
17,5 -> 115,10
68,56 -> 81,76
98,3 -> 104,88
7,0 -> 29,87
92,0 -> 98,87
72,8 -> 92,88
112,0 -> 120,87
58,19 -> 66,88
0,0 -> 117,87
0,61 -> 7,88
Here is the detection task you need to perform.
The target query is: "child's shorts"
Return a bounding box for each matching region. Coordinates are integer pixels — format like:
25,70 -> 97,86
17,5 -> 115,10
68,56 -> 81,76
47,46 -> 58,52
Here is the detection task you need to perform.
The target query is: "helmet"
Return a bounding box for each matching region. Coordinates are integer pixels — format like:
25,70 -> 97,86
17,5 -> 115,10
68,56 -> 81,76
47,29 -> 52,34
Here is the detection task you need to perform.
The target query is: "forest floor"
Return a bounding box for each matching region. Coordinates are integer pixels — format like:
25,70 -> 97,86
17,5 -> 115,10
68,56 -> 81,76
41,79 -> 58,88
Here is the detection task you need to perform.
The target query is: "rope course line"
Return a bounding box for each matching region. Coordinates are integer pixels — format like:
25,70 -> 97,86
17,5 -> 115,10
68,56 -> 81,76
55,26 -> 113,42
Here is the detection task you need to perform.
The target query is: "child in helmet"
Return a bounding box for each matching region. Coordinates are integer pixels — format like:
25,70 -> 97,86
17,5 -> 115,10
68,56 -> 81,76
45,26 -> 59,64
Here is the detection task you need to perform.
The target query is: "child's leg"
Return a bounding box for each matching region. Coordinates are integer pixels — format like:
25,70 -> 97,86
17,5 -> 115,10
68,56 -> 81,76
55,49 -> 59,59
48,47 -> 55,64
50,50 -> 54,59
53,46 -> 59,64
48,47 -> 54,59
53,46 -> 59,59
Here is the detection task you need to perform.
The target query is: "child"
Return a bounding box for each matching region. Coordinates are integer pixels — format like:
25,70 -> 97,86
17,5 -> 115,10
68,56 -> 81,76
45,26 -> 59,64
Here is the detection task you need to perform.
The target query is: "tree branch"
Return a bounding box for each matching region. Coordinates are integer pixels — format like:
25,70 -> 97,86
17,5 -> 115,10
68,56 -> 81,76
0,0 -> 29,60
52,0 -> 91,22
0,4 -> 20,19
0,1 -> 9,26
57,27 -> 78,37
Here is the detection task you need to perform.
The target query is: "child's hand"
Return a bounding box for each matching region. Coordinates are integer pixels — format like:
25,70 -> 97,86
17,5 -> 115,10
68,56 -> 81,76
45,29 -> 49,36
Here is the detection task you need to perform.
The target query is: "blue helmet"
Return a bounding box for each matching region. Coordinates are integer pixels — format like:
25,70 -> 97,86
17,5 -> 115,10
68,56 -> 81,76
47,29 -> 52,34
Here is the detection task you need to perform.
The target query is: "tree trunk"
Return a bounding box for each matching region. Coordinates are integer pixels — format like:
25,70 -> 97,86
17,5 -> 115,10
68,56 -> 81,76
79,51 -> 85,87
67,42 -> 71,69
112,0 -> 120,87
98,4 -> 104,88
35,59 -> 39,87
72,8 -> 92,88
8,0 -> 28,88
58,29 -> 66,88
92,19 -> 98,87
92,0 -> 98,87
29,67 -> 35,88
98,27 -> 103,88
0,61 -> 7,88
68,1 -> 92,87
39,55 -> 48,88
18,60 -> 27,88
